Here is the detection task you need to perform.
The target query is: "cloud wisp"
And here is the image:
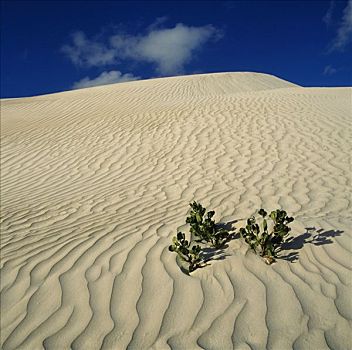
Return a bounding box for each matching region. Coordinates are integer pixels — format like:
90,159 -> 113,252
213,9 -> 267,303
323,1 -> 335,27
323,65 -> 337,75
72,70 -> 140,89
328,0 -> 352,51
62,31 -> 117,67
62,22 -> 222,76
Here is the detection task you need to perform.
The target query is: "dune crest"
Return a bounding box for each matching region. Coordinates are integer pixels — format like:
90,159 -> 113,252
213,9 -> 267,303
1,72 -> 351,349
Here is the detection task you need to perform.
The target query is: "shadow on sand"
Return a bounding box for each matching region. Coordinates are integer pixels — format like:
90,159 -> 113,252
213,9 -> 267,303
177,222 -> 343,274
200,219 -> 240,264
178,220 -> 238,275
279,227 -> 343,263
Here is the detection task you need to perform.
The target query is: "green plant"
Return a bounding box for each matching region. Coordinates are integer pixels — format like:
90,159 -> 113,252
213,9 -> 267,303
169,232 -> 203,272
239,208 -> 294,264
186,201 -> 229,248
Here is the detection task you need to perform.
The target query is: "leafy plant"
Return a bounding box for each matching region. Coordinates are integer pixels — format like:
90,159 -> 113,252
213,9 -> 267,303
186,201 -> 229,248
169,232 -> 203,272
240,208 -> 294,264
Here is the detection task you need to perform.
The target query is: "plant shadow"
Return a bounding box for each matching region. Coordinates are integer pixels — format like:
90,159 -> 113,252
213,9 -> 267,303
178,221 -> 344,273
216,219 -> 238,232
201,245 -> 231,263
198,220 -> 239,264
179,245 -> 231,275
181,220 -> 237,275
279,227 -> 343,263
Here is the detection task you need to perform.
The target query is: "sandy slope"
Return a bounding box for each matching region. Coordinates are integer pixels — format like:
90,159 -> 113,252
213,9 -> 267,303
1,72 -> 351,350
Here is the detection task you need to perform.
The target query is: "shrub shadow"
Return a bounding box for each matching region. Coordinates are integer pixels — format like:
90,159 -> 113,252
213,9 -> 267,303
197,220 -> 238,266
177,245 -> 231,276
279,227 -> 343,263
216,219 -> 238,231
201,245 -> 231,264
177,221 -> 344,273
180,220 -> 237,274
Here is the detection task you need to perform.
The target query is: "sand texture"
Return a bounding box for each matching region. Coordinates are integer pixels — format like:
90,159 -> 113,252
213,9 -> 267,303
1,72 -> 351,350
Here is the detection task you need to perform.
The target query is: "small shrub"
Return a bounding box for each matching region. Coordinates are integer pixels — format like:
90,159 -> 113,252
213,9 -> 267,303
240,208 -> 294,264
186,201 -> 229,248
169,232 -> 203,272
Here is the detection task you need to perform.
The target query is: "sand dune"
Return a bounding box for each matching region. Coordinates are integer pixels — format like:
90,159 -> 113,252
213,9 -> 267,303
1,72 -> 351,349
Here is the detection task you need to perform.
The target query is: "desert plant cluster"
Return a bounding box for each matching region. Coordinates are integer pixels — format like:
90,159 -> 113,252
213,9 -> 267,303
239,208 -> 294,265
186,202 -> 230,248
169,202 -> 294,272
169,202 -> 230,272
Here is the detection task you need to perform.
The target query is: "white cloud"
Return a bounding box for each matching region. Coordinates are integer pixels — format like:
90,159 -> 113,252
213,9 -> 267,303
62,31 -> 117,67
62,23 -> 222,75
323,65 -> 337,75
323,1 -> 335,26
111,23 -> 221,74
147,16 -> 169,31
329,0 -> 352,51
72,70 -> 140,89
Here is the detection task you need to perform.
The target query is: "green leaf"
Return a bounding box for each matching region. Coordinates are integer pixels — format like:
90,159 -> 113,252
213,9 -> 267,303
177,232 -> 184,241
258,209 -> 267,217
179,246 -> 188,255
207,211 -> 215,218
196,213 -> 202,223
263,218 -> 267,231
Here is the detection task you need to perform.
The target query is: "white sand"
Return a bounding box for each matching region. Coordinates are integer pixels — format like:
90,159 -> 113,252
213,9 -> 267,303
1,72 -> 351,349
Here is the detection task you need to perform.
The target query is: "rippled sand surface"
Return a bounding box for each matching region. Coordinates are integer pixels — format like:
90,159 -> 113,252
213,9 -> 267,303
1,72 -> 351,349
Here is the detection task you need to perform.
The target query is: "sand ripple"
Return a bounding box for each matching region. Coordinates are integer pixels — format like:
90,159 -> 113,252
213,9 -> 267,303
1,73 -> 351,349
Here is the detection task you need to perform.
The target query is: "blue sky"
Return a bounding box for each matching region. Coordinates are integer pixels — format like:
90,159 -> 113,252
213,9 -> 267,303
1,1 -> 351,98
